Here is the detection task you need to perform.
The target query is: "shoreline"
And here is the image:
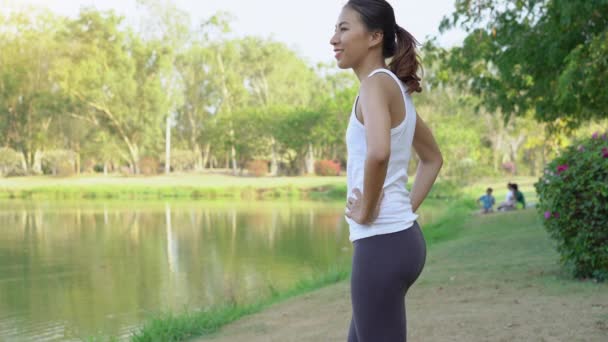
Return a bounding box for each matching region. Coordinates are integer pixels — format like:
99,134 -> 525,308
126,199 -> 475,342
0,174 -> 347,200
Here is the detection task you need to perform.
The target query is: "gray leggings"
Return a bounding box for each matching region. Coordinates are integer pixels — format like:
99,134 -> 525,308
348,222 -> 426,342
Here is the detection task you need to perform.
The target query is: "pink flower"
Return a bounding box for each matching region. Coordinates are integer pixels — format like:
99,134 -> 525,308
544,211 -> 552,219
602,147 -> 608,158
592,132 -> 599,139
556,164 -> 569,174
603,133 -> 607,140
553,212 -> 560,218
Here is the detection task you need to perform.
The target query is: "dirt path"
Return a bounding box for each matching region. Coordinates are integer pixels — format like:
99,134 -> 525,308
194,213 -> 608,342
194,280 -> 607,342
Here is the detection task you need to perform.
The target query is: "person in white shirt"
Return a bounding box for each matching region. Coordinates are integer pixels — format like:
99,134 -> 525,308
497,183 -> 516,211
331,1 -> 443,340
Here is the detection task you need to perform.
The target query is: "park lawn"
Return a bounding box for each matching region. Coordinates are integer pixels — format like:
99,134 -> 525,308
0,174 -> 540,203
0,174 -> 346,200
190,209 -> 607,342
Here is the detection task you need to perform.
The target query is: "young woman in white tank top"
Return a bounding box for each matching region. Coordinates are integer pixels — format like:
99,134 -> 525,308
330,1 -> 443,340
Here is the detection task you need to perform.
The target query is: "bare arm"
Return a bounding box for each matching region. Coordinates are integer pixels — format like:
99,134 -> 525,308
410,113 -> 443,212
355,75 -> 391,224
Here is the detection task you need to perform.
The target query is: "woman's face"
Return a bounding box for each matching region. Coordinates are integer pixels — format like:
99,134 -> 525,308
330,6 -> 371,69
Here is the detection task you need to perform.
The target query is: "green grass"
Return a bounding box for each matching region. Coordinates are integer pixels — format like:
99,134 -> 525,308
417,208 -> 608,298
0,174 -> 541,202
0,174 -> 346,200
128,266 -> 350,342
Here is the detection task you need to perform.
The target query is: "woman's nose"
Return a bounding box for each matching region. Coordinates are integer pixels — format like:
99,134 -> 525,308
330,33 -> 339,46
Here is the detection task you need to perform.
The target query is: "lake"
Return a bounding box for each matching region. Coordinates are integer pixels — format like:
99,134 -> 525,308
0,199 -> 438,341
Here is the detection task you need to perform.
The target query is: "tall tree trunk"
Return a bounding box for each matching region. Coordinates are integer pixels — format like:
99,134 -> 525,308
216,52 -> 238,176
165,115 -> 171,175
32,150 -> 42,174
230,129 -> 237,176
74,143 -> 81,175
270,137 -> 278,176
20,152 -> 28,173
201,143 -> 211,170
305,142 -> 315,175
492,134 -> 503,173
127,144 -> 140,175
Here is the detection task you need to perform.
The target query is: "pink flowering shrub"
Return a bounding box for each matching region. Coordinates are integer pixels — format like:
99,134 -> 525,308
535,130 -> 608,281
314,160 -> 341,176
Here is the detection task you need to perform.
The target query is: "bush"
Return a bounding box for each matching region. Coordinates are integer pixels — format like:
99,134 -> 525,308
139,157 -> 160,175
534,131 -> 608,281
163,150 -> 200,172
41,150 -> 77,176
246,160 -> 268,177
314,160 -> 341,176
0,148 -> 24,176
56,160 -> 76,177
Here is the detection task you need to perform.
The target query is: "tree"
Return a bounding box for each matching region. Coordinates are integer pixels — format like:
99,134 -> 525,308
0,10 -> 66,173
54,9 -> 170,174
440,0 -> 608,127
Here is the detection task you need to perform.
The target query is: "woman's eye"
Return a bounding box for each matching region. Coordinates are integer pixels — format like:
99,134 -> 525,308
340,28 -> 348,32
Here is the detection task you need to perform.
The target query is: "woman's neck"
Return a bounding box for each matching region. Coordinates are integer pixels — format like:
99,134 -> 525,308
353,55 -> 387,82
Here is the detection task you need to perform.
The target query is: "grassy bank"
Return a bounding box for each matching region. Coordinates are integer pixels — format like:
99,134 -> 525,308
128,267 -> 350,342
0,174 -> 346,200
0,174 -> 538,202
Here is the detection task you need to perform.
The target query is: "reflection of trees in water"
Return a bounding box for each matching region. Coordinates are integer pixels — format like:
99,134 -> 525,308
0,201 -> 350,339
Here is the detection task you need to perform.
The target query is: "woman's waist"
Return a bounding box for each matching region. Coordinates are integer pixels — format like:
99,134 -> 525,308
346,179 -> 410,194
347,210 -> 418,229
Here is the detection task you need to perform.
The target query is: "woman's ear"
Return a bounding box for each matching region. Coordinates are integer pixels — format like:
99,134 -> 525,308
368,30 -> 384,49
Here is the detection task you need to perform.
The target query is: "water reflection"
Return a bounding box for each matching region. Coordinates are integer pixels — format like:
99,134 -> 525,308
0,200 -> 351,341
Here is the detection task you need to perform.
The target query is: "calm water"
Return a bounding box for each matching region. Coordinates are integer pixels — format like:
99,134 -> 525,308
0,200 -> 437,341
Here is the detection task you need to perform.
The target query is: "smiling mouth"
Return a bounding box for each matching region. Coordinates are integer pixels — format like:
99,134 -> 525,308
334,50 -> 343,59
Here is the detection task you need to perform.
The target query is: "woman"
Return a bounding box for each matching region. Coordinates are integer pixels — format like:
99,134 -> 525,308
330,1 -> 443,341
497,183 -> 516,211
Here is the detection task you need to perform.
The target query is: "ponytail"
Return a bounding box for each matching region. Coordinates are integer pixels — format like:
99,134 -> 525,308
389,25 -> 422,93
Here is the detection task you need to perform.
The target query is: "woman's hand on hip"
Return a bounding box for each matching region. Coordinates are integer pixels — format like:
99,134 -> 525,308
345,188 -> 384,225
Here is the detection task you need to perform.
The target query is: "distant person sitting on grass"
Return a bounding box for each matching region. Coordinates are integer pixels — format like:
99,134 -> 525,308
477,187 -> 495,214
512,183 -> 526,209
497,183 -> 516,211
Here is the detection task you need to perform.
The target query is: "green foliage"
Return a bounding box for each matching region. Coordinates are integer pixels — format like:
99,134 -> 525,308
534,131 -> 608,281
0,9 -> 66,172
163,150 -> 200,172
41,150 -> 77,176
0,147 -> 24,176
439,0 -> 608,126
1,4 -> 603,180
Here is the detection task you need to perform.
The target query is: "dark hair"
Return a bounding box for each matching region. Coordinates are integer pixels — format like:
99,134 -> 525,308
511,183 -> 519,191
345,0 -> 422,93
487,187 -> 493,192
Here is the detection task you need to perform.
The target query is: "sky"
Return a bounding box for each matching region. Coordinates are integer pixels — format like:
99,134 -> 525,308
7,0 -> 465,64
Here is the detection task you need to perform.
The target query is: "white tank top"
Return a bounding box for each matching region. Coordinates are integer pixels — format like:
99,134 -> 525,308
345,68 -> 418,242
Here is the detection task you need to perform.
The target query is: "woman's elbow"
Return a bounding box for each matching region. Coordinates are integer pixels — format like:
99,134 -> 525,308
420,152 -> 443,168
437,153 -> 444,168
367,149 -> 390,165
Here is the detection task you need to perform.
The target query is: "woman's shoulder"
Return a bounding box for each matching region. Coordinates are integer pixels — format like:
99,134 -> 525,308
360,72 -> 401,102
